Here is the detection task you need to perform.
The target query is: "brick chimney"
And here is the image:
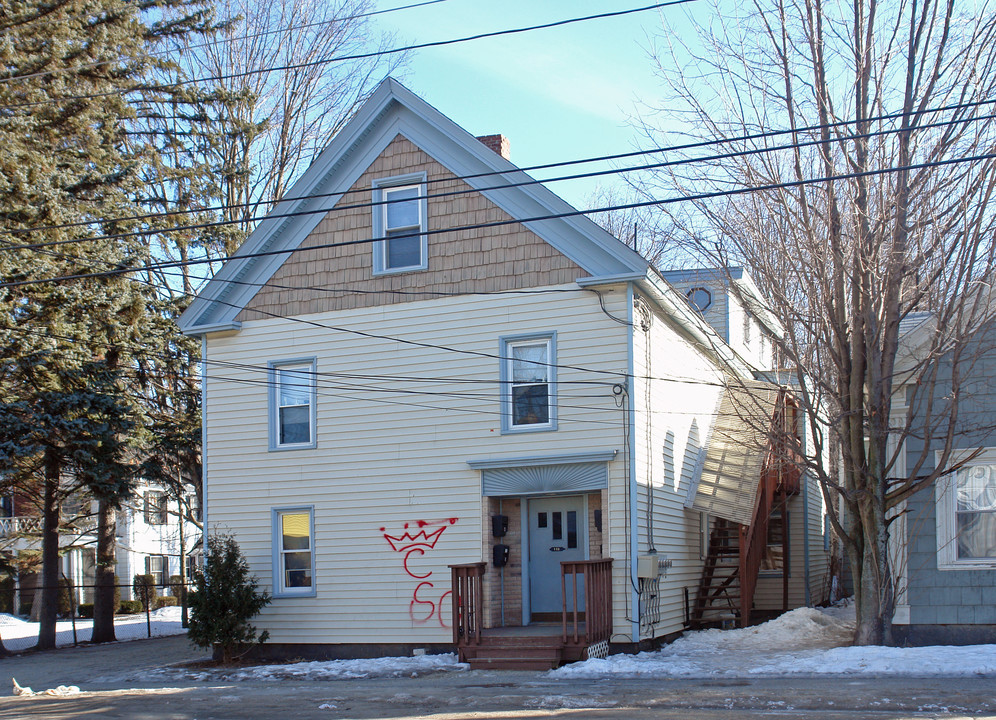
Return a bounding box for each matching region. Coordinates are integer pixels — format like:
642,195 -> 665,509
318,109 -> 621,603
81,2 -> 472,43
476,134 -> 510,161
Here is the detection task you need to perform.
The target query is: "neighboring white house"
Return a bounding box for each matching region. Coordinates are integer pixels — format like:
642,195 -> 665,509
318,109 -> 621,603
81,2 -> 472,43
1,482 -> 201,612
178,78 -> 829,665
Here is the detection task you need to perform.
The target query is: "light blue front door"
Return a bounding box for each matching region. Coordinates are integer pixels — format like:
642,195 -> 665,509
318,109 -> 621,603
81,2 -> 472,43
528,496 -> 587,616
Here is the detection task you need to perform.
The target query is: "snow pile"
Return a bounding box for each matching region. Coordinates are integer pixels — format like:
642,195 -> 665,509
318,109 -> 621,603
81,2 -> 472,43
554,604 -> 996,678
0,614 -> 31,628
169,653 -> 466,682
2,606 -> 185,651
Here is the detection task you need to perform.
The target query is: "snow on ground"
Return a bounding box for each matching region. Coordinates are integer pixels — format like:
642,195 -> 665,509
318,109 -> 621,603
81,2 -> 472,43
0,606 -> 184,651
137,600 -> 996,682
155,652 -> 466,682
554,602 -> 996,678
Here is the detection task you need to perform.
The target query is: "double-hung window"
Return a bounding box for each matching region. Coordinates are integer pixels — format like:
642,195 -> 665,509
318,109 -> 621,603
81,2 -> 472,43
372,174 -> 428,274
272,507 -> 315,597
144,491 -> 167,525
937,448 -> 996,567
269,359 -> 317,450
145,555 -> 166,587
500,334 -> 557,433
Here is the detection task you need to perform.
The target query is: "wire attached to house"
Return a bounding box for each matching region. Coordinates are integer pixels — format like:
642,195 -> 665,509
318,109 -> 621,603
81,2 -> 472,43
4,147 -> 995,291
6,99 -> 995,245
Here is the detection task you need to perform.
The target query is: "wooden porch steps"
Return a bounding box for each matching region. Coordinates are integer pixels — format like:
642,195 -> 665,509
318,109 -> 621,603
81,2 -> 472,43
462,634 -> 566,670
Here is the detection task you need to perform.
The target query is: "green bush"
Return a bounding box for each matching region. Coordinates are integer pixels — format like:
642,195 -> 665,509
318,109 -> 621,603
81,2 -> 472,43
153,595 -> 178,610
188,533 -> 271,664
58,577 -> 75,617
167,575 -> 184,598
78,603 -> 94,618
118,599 -> 143,615
132,574 -> 157,610
0,577 -> 13,614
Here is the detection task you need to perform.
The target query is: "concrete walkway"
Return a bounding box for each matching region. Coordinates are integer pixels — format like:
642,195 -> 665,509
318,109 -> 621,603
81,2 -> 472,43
0,635 -> 210,690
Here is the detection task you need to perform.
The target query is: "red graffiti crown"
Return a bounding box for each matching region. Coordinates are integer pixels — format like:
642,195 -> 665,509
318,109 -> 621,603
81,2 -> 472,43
382,526 -> 447,552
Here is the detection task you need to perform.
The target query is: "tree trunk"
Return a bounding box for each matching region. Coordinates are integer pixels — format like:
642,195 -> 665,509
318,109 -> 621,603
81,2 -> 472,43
91,499 -> 117,643
850,497 -> 895,645
37,447 -> 61,650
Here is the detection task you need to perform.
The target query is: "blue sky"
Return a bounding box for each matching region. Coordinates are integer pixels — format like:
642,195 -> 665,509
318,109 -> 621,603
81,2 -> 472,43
373,0 -> 692,207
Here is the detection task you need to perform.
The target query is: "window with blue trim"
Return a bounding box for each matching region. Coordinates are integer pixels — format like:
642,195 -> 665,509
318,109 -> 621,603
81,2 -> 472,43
273,507 -> 315,596
373,174 -> 428,274
501,334 -> 556,432
269,359 -> 316,450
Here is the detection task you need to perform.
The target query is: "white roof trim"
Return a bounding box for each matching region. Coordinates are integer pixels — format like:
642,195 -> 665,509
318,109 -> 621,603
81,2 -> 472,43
179,78 -> 648,335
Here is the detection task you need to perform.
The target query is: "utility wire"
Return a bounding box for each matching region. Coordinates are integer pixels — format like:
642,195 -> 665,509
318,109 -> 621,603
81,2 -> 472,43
0,0 -> 455,87
4,148 -> 994,290
0,1 -> 694,111
7,96 -> 995,243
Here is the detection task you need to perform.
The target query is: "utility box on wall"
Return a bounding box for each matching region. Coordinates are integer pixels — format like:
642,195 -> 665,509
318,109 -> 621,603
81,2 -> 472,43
637,554 -> 662,579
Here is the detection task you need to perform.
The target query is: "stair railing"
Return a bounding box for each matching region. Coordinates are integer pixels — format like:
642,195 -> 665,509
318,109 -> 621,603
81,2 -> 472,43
738,387 -> 793,627
561,558 -> 613,645
450,562 -> 487,657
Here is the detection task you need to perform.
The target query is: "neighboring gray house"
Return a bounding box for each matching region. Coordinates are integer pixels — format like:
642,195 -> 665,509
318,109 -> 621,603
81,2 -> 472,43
890,313 -> 996,644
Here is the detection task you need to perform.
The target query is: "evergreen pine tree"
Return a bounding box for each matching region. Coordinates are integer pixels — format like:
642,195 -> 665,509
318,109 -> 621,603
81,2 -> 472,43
188,534 -> 271,663
0,0 -> 214,648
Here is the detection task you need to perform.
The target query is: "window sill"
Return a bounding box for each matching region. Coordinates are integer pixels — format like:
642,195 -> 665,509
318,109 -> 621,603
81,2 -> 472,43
268,442 -> 318,452
501,422 -> 558,435
273,588 -> 317,599
938,561 -> 996,571
372,264 -> 428,277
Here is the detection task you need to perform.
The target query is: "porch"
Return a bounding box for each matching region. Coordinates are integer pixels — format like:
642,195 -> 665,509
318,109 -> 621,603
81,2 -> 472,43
450,558 -> 613,670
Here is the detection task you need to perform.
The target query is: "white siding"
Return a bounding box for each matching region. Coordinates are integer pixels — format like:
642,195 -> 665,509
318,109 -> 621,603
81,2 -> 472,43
204,284 -> 632,644
630,292 -> 725,639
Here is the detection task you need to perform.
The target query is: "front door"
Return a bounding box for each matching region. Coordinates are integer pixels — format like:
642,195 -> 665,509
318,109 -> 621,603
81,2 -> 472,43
528,495 -> 587,617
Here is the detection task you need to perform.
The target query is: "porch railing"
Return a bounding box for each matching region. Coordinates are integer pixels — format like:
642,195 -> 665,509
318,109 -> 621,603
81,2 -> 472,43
561,558 -> 613,645
449,562 -> 487,651
0,516 -> 41,537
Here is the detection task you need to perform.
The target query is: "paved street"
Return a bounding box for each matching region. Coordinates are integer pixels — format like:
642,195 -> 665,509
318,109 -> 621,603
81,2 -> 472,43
0,637 -> 994,719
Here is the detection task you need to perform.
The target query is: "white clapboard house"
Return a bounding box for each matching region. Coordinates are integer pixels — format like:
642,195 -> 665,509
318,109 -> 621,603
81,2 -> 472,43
179,78 -> 829,667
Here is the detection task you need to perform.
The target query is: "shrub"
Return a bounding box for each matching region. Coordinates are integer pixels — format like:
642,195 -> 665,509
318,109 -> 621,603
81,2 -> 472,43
58,577 -> 75,617
167,575 -> 184,598
0,577 -> 13,614
153,595 -> 178,610
188,533 -> 270,663
78,603 -> 94,618
118,600 -> 143,615
132,574 -> 157,611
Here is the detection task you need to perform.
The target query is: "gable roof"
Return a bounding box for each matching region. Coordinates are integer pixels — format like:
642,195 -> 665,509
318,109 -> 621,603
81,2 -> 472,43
178,78 -> 649,335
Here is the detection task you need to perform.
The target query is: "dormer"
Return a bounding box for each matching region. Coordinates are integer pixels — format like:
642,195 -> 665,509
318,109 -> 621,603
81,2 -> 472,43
661,267 -> 783,371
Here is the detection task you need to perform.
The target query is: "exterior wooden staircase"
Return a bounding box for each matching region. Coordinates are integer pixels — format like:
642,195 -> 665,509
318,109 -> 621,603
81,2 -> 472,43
450,559 -> 612,670
690,389 -> 802,629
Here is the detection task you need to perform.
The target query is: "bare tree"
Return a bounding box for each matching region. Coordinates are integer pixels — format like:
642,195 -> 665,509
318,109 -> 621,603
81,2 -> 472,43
174,0 -> 405,246
639,0 -> 996,644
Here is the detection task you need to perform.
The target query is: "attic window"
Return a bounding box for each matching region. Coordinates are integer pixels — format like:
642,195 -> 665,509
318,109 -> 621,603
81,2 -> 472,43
372,173 -> 428,275
686,287 -> 712,312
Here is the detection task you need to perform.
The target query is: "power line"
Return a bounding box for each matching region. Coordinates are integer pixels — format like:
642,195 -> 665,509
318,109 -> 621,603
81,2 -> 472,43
0,1 -> 694,111
0,0 -> 455,87
4,148 -> 994,290
8,96 -> 994,243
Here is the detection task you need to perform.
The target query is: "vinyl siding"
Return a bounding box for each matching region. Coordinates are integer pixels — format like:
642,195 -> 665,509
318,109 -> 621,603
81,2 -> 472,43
205,285 -> 632,644
630,292 -> 726,639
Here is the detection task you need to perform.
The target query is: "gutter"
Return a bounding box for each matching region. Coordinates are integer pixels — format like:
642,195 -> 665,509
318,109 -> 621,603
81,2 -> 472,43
578,272 -> 752,378
200,336 -> 209,546
626,282 -> 640,644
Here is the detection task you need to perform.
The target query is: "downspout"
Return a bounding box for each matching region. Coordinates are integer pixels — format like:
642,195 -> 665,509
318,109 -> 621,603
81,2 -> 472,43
627,283 -> 640,645
802,430 -> 812,606
201,336 -> 208,547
